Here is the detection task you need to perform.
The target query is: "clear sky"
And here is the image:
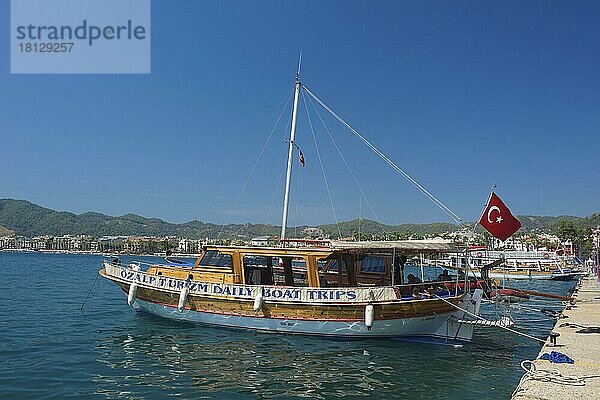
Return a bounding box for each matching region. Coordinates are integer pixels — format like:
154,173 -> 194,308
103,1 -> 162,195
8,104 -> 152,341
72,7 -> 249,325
1,1 -> 599,227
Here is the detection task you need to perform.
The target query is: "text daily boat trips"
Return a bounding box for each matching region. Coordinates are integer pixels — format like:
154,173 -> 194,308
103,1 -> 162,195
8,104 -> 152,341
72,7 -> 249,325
98,65 -> 511,343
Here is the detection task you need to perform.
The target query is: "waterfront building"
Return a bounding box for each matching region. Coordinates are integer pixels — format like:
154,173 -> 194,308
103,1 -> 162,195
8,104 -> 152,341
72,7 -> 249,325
250,236 -> 270,247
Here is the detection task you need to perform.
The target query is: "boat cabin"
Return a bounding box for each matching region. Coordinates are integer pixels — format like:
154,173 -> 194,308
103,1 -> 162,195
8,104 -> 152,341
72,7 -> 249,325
146,240 -> 464,295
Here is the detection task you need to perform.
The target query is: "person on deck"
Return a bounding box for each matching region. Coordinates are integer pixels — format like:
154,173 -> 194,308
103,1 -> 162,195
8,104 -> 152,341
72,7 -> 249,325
437,269 -> 451,281
407,274 -> 422,284
393,255 -> 407,285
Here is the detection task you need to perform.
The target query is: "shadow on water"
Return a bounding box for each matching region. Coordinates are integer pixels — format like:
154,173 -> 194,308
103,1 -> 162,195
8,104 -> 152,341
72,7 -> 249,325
0,252 -> 579,400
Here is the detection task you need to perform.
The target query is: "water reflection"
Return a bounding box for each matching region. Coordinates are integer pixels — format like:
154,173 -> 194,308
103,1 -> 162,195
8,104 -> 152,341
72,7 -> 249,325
91,309 -> 527,399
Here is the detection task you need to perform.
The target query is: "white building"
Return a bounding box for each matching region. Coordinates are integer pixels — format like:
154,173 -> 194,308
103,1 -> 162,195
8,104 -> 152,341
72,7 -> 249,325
251,236 -> 270,247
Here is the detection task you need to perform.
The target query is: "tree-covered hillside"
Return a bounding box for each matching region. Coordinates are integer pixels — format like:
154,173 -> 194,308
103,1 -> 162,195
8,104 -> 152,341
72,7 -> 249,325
0,198 -> 598,239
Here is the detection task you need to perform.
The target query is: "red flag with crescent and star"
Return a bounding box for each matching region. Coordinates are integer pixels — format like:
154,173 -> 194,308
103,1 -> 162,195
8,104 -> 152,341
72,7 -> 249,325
479,192 -> 522,241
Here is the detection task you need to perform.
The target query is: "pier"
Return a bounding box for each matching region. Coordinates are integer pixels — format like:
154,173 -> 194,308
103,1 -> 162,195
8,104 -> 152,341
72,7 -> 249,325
512,275 -> 600,399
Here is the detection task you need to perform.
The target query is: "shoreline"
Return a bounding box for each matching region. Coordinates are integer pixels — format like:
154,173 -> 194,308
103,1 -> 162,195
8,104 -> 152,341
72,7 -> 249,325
512,274 -> 600,399
0,249 -> 201,258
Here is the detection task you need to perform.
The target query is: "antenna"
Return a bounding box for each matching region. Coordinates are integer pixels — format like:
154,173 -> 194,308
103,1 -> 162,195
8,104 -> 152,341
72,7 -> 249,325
296,51 -> 302,79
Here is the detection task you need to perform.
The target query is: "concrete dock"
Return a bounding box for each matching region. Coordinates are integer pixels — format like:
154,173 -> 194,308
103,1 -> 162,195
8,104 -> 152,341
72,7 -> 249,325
512,275 -> 600,399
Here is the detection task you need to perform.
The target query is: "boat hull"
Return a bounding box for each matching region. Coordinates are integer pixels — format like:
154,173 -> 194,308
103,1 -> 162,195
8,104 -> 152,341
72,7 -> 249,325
133,298 -> 475,343
489,289 -> 530,303
468,269 -> 584,280
100,263 -> 482,344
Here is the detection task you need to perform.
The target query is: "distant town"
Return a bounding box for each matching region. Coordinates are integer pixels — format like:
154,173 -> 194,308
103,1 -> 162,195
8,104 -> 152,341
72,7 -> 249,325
2,225 -> 599,262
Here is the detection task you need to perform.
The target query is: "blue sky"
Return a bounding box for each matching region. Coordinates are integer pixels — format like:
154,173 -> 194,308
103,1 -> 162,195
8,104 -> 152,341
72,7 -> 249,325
1,1 -> 599,227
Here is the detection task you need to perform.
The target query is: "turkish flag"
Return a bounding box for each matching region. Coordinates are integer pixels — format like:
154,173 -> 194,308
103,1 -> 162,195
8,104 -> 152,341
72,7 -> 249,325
479,192 -> 522,241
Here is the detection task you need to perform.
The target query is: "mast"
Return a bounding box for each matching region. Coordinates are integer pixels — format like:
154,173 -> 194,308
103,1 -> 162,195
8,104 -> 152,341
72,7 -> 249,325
280,55 -> 302,243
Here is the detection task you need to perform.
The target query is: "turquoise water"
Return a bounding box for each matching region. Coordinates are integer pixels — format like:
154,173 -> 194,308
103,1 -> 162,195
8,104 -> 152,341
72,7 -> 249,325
0,252 -> 576,399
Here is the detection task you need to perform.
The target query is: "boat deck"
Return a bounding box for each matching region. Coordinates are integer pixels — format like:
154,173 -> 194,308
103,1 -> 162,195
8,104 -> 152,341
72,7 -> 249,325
512,275 -> 600,399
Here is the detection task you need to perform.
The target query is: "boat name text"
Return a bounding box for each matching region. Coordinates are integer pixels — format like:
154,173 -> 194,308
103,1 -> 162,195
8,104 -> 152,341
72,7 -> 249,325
119,268 -> 357,302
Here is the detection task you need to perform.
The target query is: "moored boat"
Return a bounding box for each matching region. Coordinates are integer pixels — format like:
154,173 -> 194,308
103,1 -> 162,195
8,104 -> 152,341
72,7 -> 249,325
98,61 -> 512,344
100,240 -> 484,342
488,288 -> 530,303
448,249 -> 587,280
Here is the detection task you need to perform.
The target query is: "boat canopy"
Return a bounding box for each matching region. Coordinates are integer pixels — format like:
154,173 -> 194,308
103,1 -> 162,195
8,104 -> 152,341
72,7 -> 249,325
202,245 -> 334,258
330,240 -> 463,254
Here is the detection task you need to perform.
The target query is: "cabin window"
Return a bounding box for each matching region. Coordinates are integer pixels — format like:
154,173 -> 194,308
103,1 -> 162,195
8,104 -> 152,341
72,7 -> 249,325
328,259 -> 347,272
360,256 -> 386,273
275,257 -> 309,287
319,257 -> 354,287
243,255 -> 276,285
199,250 -> 232,268
240,255 -> 308,287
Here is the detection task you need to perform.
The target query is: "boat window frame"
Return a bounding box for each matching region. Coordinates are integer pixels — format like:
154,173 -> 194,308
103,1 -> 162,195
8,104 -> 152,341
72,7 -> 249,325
195,249 -> 234,272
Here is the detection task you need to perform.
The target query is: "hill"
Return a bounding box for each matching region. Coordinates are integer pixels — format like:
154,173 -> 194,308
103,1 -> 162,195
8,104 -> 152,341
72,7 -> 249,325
0,224 -> 13,236
0,199 -> 282,239
319,219 -> 456,238
0,198 -> 597,239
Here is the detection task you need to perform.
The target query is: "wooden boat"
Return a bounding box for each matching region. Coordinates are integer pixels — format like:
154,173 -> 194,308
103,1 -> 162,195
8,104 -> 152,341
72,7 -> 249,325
488,288 -> 530,303
100,240 -> 484,343
100,62 -> 490,343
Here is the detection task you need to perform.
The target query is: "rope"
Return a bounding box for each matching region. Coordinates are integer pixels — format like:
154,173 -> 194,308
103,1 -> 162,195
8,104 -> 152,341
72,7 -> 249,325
303,85 -> 465,226
302,93 -> 342,239
80,272 -> 100,312
218,88 -> 294,239
559,322 -> 600,330
471,185 -> 496,237
306,93 -> 387,236
265,105 -> 295,222
512,360 -> 600,398
433,294 -> 547,344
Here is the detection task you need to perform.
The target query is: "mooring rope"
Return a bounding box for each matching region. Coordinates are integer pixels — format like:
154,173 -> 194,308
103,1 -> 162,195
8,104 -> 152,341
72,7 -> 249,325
80,272 -> 100,312
511,360 -> 600,398
433,294 -> 547,344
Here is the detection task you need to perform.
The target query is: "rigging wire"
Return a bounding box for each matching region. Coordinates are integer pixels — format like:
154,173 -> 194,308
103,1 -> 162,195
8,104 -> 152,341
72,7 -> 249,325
218,88 -> 294,239
306,93 -> 388,237
265,106 -> 295,222
267,153 -> 290,221
302,85 -> 465,226
302,93 -> 342,239
292,159 -> 301,238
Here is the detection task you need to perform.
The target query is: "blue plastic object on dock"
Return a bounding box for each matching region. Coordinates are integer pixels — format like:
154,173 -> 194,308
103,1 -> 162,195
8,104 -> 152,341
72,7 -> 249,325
539,351 -> 574,364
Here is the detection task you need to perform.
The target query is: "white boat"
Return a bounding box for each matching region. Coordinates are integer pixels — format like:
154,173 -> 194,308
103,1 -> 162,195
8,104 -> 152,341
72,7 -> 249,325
448,248 -> 587,280
100,62 -> 497,344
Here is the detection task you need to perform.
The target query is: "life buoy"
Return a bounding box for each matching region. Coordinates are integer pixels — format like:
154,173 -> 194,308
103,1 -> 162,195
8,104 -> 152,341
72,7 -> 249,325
364,304 -> 374,331
127,264 -> 141,306
476,252 -> 483,258
127,282 -> 138,306
253,292 -> 264,313
177,285 -> 189,313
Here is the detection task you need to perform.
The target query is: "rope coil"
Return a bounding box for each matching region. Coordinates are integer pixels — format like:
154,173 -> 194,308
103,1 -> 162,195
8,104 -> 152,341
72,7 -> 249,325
512,360 -> 600,398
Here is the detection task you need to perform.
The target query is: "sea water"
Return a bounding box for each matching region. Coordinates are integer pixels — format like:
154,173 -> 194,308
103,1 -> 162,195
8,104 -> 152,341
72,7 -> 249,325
0,252 -> 575,399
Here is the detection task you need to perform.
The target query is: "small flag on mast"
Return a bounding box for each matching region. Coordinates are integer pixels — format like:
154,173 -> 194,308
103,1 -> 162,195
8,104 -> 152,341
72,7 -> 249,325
479,192 -> 522,241
298,148 -> 305,167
